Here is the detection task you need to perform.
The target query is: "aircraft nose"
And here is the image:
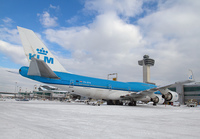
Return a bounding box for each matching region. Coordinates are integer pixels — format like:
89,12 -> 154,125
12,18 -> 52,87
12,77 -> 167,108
19,68 -> 21,74
19,66 -> 29,77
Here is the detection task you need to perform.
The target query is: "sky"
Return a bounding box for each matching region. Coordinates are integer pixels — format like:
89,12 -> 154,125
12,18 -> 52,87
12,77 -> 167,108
0,0 -> 200,92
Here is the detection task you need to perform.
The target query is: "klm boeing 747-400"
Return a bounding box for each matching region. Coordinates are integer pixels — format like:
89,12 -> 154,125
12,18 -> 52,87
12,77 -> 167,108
17,27 -> 194,106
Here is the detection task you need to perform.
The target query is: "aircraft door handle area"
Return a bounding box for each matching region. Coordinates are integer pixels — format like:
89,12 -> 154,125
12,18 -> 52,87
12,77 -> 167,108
69,80 -> 74,88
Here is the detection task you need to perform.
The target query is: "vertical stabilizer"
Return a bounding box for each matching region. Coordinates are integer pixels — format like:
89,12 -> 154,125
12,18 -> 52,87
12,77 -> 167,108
188,69 -> 194,81
17,26 -> 67,72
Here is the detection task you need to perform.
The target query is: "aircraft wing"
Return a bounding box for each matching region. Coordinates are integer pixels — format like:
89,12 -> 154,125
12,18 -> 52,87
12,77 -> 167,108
120,70 -> 195,102
120,88 -> 157,100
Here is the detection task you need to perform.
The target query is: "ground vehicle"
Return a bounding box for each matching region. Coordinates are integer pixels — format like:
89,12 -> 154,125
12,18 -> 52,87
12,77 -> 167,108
186,99 -> 198,107
173,101 -> 180,107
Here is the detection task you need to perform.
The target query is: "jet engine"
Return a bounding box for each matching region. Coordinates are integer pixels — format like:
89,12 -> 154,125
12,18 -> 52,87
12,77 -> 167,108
162,91 -> 178,102
151,95 -> 165,104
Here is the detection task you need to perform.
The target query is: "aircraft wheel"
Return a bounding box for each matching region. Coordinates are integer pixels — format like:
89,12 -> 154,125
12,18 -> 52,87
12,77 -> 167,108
128,102 -> 133,106
107,100 -> 113,105
133,101 -> 136,106
115,100 -> 120,105
128,101 -> 136,106
119,101 -> 123,105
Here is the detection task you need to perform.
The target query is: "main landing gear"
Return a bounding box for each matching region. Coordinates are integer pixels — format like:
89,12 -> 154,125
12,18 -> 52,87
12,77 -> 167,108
128,101 -> 137,106
107,100 -> 137,106
153,102 -> 157,106
107,100 -> 123,105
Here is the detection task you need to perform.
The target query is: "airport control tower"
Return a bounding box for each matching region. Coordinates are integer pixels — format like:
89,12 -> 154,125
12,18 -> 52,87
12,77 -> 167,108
138,55 -> 155,83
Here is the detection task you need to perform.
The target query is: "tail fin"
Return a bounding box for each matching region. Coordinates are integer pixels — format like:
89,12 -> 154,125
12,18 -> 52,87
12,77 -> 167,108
17,26 -> 67,72
188,69 -> 195,81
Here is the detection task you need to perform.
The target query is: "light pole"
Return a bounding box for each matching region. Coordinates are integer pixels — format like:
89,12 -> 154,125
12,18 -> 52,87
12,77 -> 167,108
15,82 -> 17,93
17,86 -> 18,93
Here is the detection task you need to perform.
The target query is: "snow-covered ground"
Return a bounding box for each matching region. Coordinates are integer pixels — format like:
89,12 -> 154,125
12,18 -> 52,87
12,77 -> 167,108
0,100 -> 200,139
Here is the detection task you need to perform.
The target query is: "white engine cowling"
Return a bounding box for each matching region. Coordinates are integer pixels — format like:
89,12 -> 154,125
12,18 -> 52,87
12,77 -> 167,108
162,91 -> 178,102
151,95 -> 165,104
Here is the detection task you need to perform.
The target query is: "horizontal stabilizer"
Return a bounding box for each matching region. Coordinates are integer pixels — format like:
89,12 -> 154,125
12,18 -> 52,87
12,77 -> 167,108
28,58 -> 59,79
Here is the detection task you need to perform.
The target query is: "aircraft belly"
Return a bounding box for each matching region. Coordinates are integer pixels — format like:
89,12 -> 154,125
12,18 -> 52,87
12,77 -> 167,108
107,91 -> 129,100
51,84 -> 129,100
90,89 -> 112,100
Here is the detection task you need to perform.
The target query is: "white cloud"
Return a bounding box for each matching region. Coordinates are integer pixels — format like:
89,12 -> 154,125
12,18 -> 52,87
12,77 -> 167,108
0,27 -> 20,44
0,26 -> 27,66
2,17 -> 14,27
38,11 -> 58,28
44,12 -> 145,81
84,0 -> 143,18
2,17 -> 13,23
37,4 -> 60,28
136,0 -> 200,83
66,16 -> 79,24
42,0 -> 200,85
49,4 -> 59,10
0,40 -> 27,66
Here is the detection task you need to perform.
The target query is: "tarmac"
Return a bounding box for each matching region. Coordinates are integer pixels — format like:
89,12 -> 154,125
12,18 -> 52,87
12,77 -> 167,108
0,99 -> 200,139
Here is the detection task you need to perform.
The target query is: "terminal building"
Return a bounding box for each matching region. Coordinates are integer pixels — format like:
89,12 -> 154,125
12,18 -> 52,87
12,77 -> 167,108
16,85 -> 69,101
170,83 -> 200,105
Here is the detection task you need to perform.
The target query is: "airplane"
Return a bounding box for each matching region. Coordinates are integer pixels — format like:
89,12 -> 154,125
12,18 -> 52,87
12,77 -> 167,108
17,26 -> 194,106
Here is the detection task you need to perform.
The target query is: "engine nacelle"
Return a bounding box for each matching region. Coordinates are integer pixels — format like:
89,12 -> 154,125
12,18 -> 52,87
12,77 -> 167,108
162,91 -> 178,102
151,95 -> 165,104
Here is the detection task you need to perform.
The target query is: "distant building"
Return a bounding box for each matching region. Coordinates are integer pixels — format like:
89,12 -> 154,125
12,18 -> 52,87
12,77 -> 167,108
15,85 -> 69,100
32,90 -> 69,100
16,90 -> 69,100
170,83 -> 200,105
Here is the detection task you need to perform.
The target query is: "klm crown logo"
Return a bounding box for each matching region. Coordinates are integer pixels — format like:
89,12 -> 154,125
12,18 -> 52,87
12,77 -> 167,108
29,48 -> 54,64
36,48 -> 48,55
